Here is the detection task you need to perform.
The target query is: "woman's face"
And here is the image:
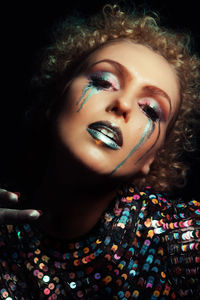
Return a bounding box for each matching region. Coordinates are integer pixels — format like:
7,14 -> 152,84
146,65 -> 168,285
54,40 -> 180,178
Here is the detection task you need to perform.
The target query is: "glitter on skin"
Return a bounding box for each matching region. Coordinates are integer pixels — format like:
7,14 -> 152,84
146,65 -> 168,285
76,74 -> 159,175
76,86 -> 101,112
76,71 -> 120,112
76,84 -> 91,108
110,119 -> 155,174
134,121 -> 160,165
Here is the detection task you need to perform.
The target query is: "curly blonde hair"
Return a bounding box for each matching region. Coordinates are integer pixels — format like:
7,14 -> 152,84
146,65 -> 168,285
28,4 -> 200,192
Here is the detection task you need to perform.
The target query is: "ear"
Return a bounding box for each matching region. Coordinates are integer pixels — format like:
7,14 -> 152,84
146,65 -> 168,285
140,156 -> 155,175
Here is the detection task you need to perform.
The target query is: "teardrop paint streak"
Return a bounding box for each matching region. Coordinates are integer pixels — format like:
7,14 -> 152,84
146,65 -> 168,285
110,119 -> 154,174
134,121 -> 160,165
76,85 -> 101,112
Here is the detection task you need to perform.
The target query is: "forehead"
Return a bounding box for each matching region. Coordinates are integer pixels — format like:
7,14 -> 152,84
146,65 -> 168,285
87,40 -> 180,110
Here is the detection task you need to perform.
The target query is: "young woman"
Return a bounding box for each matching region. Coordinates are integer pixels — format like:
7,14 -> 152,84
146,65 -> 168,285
0,4 -> 199,299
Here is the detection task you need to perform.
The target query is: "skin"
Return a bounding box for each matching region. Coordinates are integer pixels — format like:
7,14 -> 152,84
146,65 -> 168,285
0,41 -> 180,238
53,40 -> 180,177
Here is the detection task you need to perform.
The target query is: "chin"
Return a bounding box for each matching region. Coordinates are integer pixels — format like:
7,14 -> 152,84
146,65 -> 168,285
55,136 -> 138,180
76,147 -> 114,175
74,150 -> 138,181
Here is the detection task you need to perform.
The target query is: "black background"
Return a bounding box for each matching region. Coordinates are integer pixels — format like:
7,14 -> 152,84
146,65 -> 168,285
1,0 -> 200,197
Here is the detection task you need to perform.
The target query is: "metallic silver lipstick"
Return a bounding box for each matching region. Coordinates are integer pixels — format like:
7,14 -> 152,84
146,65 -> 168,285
87,121 -> 123,150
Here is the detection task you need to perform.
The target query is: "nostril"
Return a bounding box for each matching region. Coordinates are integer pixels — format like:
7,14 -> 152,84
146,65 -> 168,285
107,100 -> 130,121
110,106 -> 127,119
123,112 -> 126,119
111,107 -> 118,112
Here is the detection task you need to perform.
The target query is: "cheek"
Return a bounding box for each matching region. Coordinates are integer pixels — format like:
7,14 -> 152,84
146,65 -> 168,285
60,80 -> 97,116
61,87 -> 83,114
110,120 -> 163,175
55,87 -> 102,139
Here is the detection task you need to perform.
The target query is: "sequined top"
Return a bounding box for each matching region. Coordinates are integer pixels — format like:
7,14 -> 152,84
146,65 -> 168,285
0,186 -> 200,299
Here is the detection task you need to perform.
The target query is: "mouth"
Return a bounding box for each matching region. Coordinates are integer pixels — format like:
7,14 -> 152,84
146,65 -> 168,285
87,121 -> 123,150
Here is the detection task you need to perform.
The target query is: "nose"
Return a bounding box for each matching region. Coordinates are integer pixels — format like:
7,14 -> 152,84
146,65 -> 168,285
106,96 -> 132,122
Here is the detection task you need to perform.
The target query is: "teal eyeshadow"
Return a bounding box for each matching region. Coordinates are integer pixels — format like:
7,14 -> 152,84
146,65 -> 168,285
76,77 -> 158,174
76,71 -> 119,112
110,119 -> 154,174
89,71 -> 119,89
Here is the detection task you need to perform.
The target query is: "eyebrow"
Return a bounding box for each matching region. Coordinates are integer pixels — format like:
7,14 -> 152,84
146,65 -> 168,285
142,86 -> 172,113
89,58 -> 172,112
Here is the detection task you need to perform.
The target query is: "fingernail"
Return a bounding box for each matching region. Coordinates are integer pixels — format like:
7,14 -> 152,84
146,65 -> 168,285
29,210 -> 41,218
9,192 -> 18,201
13,192 -> 21,198
36,210 -> 43,216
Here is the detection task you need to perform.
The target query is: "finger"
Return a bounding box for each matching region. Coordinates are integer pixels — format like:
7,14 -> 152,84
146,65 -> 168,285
0,208 -> 42,224
0,189 -> 19,204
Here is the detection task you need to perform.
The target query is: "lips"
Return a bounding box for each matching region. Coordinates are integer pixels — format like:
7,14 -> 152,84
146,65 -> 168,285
87,121 -> 123,150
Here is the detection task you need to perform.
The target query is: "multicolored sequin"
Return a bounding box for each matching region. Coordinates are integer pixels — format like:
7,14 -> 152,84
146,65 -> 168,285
0,186 -> 199,299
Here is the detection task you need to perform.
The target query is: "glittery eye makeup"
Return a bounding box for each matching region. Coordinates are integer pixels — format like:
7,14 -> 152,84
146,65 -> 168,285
76,71 -> 120,112
109,97 -> 163,173
75,65 -> 165,175
88,71 -> 120,91
138,98 -> 165,122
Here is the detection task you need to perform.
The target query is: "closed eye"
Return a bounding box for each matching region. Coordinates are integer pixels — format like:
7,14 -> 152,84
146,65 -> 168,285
90,77 -> 112,90
139,104 -> 160,122
88,71 -> 120,91
138,98 -> 164,122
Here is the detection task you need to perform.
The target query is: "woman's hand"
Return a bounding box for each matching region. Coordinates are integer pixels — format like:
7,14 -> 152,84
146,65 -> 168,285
0,188 -> 42,224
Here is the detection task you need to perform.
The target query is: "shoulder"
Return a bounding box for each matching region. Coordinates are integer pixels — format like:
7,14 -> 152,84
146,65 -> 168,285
140,186 -> 200,254
160,196 -> 200,250
141,186 -> 200,230
118,186 -> 200,298
157,194 -> 200,298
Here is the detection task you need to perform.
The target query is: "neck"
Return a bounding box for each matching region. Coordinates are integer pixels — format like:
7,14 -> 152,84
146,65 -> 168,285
31,152 -> 121,240
35,186 -> 117,240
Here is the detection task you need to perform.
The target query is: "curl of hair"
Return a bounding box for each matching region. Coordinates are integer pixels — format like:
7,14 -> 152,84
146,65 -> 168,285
27,4 -> 200,192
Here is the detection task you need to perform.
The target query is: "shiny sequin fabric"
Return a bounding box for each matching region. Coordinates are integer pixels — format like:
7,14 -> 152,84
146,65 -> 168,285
0,186 -> 199,299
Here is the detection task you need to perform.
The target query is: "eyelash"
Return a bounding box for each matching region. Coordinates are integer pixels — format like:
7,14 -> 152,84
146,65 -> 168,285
138,100 -> 163,122
140,104 -> 159,122
90,77 -> 113,90
88,71 -> 119,91
88,72 -> 164,122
